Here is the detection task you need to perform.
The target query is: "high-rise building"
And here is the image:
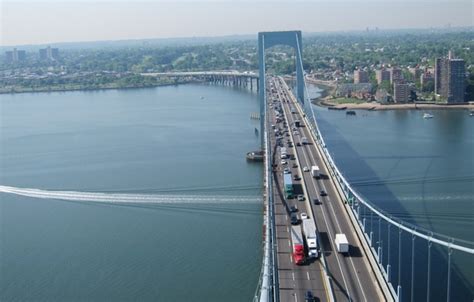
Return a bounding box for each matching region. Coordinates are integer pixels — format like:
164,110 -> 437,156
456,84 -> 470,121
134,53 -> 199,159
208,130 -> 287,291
4,48 -> 26,63
435,51 -> 466,103
39,46 -> 59,60
390,68 -> 403,84
353,70 -> 369,84
39,48 -> 48,60
420,72 -> 434,92
393,83 -> 410,103
375,69 -> 390,84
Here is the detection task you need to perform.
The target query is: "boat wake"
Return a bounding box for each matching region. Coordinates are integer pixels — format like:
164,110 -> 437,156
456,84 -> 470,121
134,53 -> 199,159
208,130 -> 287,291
0,185 -> 262,205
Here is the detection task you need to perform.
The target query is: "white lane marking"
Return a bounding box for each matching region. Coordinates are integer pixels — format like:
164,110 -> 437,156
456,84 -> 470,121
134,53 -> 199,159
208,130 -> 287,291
280,87 -> 351,300
292,272 -> 295,281
301,101 -> 368,302
294,292 -> 298,302
286,215 -> 288,221
290,254 -> 293,263
288,240 -> 291,247
307,271 -> 311,280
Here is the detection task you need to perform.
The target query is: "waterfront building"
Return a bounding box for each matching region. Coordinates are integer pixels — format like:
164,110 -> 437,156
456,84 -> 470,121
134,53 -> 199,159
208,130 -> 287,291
375,88 -> 390,103
435,51 -> 466,103
390,67 -> 403,84
420,72 -> 434,92
393,83 -> 410,103
375,69 -> 390,84
354,70 -> 369,84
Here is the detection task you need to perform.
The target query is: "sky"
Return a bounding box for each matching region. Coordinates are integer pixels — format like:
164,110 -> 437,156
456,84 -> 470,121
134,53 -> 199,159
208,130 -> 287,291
1,0 -> 473,46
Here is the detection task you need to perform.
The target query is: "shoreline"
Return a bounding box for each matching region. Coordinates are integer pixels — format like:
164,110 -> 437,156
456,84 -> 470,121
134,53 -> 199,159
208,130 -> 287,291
0,80 -> 196,95
317,100 -> 474,110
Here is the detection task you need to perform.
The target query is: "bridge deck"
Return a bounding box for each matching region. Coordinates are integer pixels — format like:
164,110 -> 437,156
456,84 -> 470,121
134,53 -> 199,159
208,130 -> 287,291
268,76 -> 387,301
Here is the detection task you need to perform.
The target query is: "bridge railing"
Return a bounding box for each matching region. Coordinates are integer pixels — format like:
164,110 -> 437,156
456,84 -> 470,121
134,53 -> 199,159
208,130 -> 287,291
294,75 -> 474,302
254,79 -> 278,302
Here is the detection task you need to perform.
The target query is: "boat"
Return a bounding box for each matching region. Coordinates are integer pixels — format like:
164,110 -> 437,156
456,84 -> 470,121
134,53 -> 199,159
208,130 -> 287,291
469,111 -> 474,117
423,113 -> 434,119
200,96 -> 204,99
254,128 -> 259,136
246,150 -> 264,162
346,110 -> 356,116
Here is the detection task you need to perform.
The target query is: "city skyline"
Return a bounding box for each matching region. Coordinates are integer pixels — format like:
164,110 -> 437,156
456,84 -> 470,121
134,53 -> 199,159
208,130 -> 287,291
1,0 -> 473,46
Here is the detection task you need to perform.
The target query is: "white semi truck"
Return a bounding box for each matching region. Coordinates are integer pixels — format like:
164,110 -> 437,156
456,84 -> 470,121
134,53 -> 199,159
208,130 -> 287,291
302,219 -> 319,258
335,233 -> 349,253
311,165 -> 320,178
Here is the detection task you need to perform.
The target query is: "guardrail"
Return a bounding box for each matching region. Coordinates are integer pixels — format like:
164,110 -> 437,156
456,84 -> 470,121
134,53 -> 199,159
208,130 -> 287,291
295,75 -> 474,302
254,79 -> 278,302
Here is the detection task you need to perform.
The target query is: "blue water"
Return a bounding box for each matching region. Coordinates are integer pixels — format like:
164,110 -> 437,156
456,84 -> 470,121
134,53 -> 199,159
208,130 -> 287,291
0,84 -> 263,301
306,85 -> 474,301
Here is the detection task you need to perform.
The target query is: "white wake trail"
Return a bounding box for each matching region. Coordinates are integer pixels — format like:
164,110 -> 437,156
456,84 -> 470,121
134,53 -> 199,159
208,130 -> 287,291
0,185 -> 262,204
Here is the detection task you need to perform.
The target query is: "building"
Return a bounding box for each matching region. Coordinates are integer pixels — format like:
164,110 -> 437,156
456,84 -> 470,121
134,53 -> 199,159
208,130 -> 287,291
39,46 -> 59,60
393,83 -> 410,103
4,48 -> 26,63
354,70 -> 369,84
375,69 -> 390,84
420,72 -> 434,92
335,83 -> 373,99
375,88 -> 390,103
435,51 -> 466,103
390,68 -> 403,84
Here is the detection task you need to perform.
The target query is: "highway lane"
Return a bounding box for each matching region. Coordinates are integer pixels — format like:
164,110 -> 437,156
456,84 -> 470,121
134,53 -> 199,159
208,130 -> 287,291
275,76 -> 386,301
267,77 -> 329,302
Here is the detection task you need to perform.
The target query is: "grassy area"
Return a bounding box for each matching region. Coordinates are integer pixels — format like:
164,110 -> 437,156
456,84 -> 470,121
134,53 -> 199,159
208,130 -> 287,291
331,97 -> 367,104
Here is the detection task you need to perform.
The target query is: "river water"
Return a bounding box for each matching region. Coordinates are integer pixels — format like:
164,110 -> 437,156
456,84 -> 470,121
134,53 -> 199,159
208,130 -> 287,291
0,84 -> 263,301
306,85 -> 473,301
1,83 -> 472,301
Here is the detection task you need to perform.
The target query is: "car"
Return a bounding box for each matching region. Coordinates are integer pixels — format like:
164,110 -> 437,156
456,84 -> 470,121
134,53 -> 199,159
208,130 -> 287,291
293,175 -> 300,181
296,142 -> 301,146
283,168 -> 291,174
313,198 -> 320,205
300,212 -> 308,220
305,290 -> 314,302
297,194 -> 305,201
303,166 -> 310,172
320,190 -> 327,196
290,205 -> 298,213
292,163 -> 298,168
293,131 -> 299,135
290,213 -> 299,225
281,160 -> 287,165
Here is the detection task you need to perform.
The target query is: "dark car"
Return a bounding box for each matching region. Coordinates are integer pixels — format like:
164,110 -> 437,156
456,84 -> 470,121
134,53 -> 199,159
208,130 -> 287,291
293,174 -> 300,181
305,290 -> 314,302
290,205 -> 298,213
296,142 -> 301,146
313,198 -> 320,205
292,163 -> 298,168
290,213 -> 299,225
320,190 -> 327,196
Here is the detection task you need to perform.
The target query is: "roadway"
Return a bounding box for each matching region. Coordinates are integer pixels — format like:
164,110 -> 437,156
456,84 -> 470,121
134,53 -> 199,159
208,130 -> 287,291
267,78 -> 329,302
272,76 -> 386,301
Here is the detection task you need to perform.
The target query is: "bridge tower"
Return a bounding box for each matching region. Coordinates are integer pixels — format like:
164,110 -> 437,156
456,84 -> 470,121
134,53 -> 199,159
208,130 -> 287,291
258,30 -> 304,147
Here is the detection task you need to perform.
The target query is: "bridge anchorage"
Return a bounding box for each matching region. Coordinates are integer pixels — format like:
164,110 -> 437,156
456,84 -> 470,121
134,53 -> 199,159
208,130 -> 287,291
254,30 -> 474,302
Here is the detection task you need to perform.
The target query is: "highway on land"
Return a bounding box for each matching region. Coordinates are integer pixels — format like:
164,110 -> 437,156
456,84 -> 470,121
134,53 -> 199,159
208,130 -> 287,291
272,76 -> 385,302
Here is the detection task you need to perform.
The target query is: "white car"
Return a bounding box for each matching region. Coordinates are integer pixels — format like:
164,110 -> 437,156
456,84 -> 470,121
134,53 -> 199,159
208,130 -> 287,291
300,212 -> 308,220
281,160 -> 287,165
303,166 -> 310,172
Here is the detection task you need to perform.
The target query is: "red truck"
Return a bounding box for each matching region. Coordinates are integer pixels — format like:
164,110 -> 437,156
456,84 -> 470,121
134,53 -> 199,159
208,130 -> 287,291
290,225 -> 305,265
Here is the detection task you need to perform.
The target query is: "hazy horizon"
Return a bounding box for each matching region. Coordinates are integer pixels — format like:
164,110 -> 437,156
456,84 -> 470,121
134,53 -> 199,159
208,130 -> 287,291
1,0 -> 473,47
